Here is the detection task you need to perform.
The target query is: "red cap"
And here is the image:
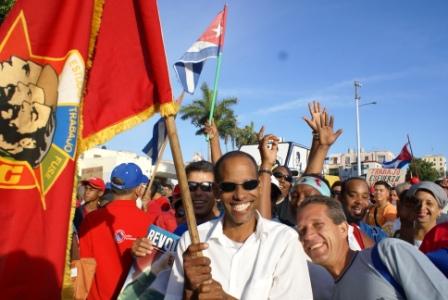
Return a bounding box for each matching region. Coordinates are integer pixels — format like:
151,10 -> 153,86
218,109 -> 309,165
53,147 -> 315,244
81,177 -> 106,192
410,177 -> 420,185
172,184 -> 181,197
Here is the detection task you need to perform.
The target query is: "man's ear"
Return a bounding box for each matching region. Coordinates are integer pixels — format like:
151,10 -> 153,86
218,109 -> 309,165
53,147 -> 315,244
338,222 -> 349,239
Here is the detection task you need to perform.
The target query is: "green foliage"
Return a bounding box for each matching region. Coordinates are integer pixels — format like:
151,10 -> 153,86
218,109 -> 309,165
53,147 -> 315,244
406,158 -> 440,182
234,122 -> 258,148
0,0 -> 16,23
180,82 -> 238,146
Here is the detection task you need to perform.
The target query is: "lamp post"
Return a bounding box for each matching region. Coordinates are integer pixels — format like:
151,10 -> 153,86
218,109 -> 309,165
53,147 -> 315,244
354,81 -> 362,176
354,81 -> 377,176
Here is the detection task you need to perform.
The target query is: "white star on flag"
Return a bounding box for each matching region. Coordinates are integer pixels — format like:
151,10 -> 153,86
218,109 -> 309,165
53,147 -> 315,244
213,24 -> 222,37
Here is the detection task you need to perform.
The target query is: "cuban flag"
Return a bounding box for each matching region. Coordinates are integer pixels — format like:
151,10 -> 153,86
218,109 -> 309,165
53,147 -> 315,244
174,6 -> 227,94
382,143 -> 413,169
142,118 -> 167,164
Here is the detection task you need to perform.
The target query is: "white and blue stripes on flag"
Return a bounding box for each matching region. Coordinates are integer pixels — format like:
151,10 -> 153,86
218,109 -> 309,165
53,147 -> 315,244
142,118 -> 167,164
174,7 -> 227,94
382,143 -> 413,169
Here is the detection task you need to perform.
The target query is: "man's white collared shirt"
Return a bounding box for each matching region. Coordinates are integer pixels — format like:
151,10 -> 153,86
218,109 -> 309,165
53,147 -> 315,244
165,212 -> 313,300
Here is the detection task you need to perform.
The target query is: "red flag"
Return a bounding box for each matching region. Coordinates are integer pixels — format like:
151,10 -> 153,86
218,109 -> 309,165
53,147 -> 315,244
0,0 -> 96,298
79,0 -> 175,152
0,0 -> 174,298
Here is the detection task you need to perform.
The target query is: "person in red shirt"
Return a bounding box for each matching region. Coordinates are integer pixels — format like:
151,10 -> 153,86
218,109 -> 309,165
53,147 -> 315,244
73,178 -> 106,231
79,163 -> 156,300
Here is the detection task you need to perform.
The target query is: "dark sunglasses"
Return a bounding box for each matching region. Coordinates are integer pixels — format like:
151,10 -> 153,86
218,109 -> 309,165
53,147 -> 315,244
188,181 -> 213,192
219,179 -> 259,192
273,172 -> 293,183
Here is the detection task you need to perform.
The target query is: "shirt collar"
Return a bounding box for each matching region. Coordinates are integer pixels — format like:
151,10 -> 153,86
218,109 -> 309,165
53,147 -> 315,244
208,210 -> 269,243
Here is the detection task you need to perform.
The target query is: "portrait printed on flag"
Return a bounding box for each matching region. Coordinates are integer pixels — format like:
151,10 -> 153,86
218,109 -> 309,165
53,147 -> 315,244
0,55 -> 58,167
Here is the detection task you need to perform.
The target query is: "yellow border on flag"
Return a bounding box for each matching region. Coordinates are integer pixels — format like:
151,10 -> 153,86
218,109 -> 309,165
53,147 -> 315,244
77,101 -> 178,154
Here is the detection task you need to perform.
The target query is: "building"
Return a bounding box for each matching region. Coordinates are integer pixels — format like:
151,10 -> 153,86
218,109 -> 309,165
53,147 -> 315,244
77,147 -> 177,184
421,155 -> 447,176
326,148 -> 395,179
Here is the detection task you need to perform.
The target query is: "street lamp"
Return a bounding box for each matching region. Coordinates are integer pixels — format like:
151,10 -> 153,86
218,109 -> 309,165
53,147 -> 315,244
354,81 -> 376,176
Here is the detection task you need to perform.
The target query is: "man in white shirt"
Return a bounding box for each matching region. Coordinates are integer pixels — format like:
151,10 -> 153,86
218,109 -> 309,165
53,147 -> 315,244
165,151 -> 312,300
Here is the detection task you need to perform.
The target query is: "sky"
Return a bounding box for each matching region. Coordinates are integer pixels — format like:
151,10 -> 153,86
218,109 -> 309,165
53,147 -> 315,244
106,0 -> 448,164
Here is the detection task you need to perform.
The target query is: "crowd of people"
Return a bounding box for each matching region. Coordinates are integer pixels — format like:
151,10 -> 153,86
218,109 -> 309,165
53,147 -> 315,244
72,101 -> 448,299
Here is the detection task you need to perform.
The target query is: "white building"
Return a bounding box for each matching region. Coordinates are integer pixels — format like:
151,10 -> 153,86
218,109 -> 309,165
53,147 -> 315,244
422,155 -> 447,176
77,147 -> 177,183
326,148 -> 395,179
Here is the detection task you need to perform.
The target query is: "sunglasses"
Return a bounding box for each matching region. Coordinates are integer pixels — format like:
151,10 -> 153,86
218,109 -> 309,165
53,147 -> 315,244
273,172 -> 293,183
188,181 -> 213,192
219,179 -> 259,192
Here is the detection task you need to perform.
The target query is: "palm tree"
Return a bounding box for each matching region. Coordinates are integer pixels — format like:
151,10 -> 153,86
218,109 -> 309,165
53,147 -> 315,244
234,122 -> 258,149
180,83 -> 238,149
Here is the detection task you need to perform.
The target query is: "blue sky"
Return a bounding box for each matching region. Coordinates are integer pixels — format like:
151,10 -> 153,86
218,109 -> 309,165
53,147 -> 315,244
106,0 -> 448,163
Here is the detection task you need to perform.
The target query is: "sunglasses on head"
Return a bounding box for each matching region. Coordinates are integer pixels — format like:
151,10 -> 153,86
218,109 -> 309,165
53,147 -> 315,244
273,172 -> 293,183
188,181 -> 213,192
219,179 -> 259,192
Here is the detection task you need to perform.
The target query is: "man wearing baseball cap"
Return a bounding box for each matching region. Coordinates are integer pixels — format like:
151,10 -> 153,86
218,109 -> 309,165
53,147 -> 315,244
79,163 -> 157,300
73,177 -> 106,231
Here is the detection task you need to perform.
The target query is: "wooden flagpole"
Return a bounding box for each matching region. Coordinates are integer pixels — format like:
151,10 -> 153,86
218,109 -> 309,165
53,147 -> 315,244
142,93 -> 185,204
165,115 -> 201,244
142,139 -> 169,207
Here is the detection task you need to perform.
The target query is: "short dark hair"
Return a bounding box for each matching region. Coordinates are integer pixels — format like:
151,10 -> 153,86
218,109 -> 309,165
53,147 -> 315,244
297,195 -> 347,225
374,180 -> 391,191
340,177 -> 368,196
214,151 -> 258,183
185,160 -> 214,176
273,165 -> 292,177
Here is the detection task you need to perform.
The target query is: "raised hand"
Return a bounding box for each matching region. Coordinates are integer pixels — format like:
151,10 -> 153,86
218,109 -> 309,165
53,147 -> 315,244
204,119 -> 219,140
315,111 -> 343,146
257,126 -> 279,168
303,100 -> 325,133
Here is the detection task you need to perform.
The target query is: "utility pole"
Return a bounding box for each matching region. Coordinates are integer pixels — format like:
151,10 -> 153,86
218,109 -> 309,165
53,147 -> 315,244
354,81 -> 362,176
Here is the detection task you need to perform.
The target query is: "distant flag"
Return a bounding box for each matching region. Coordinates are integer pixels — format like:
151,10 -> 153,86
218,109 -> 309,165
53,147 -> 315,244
142,118 -> 167,164
174,6 -> 227,94
382,143 -> 413,169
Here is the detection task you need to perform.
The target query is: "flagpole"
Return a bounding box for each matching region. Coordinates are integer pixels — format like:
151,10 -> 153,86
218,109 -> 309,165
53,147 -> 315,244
142,139 -> 169,206
165,115 -> 201,245
208,54 -> 224,123
407,134 -> 418,178
143,93 -> 186,200
207,5 -> 227,124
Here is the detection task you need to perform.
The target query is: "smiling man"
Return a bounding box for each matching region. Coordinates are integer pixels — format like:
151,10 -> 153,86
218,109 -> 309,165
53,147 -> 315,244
165,151 -> 312,300
340,177 -> 387,243
173,160 -> 220,236
296,195 -> 448,300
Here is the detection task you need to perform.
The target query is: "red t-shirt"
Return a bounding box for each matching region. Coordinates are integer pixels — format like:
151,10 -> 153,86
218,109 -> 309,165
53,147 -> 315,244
147,196 -> 177,232
79,200 -> 156,300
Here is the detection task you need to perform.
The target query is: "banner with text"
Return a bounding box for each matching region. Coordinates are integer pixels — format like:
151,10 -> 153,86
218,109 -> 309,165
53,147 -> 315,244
366,168 -> 406,187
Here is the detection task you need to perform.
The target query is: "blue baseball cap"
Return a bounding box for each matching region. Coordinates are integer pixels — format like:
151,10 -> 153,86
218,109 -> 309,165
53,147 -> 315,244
110,163 -> 145,190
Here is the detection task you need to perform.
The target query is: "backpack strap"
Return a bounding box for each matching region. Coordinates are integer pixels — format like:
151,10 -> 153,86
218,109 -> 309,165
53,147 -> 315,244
371,244 -> 406,299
